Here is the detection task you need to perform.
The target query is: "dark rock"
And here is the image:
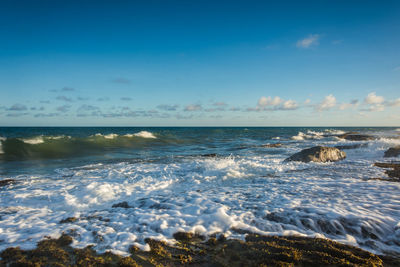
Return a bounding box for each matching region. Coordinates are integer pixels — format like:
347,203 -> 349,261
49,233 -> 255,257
261,143 -> 283,148
173,231 -> 205,242
384,146 -> 400,158
201,153 -> 217,157
0,179 -> 16,187
0,232 -> 388,267
337,133 -> 375,141
60,217 -> 78,224
112,201 -> 131,208
285,146 -> 346,163
335,144 -> 368,150
374,162 -> 400,168
374,162 -> 400,180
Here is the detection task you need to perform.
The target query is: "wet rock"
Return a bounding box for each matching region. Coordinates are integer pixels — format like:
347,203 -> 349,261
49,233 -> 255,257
335,143 -> 368,150
201,153 -> 217,157
59,217 -> 78,224
0,234 -> 139,267
0,232 -> 390,267
384,146 -> 400,158
337,133 -> 375,141
374,162 -> 400,180
285,146 -> 346,163
112,201 -> 131,208
261,143 -> 283,148
0,179 -> 16,187
173,231 -> 205,242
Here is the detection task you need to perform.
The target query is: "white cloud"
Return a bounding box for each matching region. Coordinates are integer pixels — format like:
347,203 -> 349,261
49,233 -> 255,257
363,92 -> 385,112
296,34 -> 320,48
316,94 -> 336,111
368,105 -> 385,112
213,102 -> 227,106
254,96 -> 298,111
282,100 -> 298,110
8,103 -> 28,111
157,104 -> 179,111
56,105 -> 71,113
364,92 -> 384,105
339,99 -> 359,110
387,98 -> 400,107
184,104 -> 202,111
257,96 -> 282,109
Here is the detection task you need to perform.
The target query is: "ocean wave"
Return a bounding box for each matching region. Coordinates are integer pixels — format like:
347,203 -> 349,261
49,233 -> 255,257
93,133 -> 119,139
0,136 -> 5,154
0,131 -> 159,160
324,129 -> 346,135
125,131 -> 157,139
291,129 -> 349,141
21,136 -> 45,144
291,130 -> 324,140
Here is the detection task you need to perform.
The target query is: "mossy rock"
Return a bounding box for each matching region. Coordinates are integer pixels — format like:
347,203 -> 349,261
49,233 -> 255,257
1,232 -> 395,266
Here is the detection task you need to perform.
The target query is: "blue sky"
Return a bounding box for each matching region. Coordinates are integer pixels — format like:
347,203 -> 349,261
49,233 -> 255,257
1,0 -> 399,126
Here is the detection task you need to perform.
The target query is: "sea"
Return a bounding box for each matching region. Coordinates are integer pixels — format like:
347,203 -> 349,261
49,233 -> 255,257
0,127 -> 399,256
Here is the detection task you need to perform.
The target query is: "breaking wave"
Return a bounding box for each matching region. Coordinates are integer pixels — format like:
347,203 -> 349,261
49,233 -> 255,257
0,131 -> 160,160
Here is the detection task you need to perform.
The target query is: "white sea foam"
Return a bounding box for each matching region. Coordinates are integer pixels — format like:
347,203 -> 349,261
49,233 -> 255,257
0,136 -> 5,154
291,131 -> 323,140
324,129 -> 346,135
291,130 -> 345,141
1,129 -> 400,257
47,135 -> 70,140
21,136 -> 45,144
125,131 -> 157,139
1,145 -> 399,256
94,133 -> 119,139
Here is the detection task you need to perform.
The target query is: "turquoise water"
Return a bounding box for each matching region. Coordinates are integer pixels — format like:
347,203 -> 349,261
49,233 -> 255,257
0,127 -> 389,174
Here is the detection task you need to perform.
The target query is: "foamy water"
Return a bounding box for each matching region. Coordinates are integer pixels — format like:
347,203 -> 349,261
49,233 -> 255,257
0,127 -> 399,257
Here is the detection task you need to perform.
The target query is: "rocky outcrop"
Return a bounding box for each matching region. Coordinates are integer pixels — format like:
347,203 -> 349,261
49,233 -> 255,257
374,162 -> 400,180
285,146 -> 346,163
384,146 -> 400,158
337,133 -> 375,141
0,232 -> 387,267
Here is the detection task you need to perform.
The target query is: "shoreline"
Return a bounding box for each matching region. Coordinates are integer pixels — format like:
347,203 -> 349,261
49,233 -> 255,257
1,231 -> 399,266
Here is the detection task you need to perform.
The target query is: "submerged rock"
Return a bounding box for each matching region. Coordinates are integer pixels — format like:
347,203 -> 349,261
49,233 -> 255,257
59,217 -> 78,224
337,133 -> 375,141
201,153 -> 217,158
0,179 -> 16,187
335,143 -> 368,150
285,146 -> 346,163
384,146 -> 400,158
374,162 -> 400,180
112,201 -> 131,208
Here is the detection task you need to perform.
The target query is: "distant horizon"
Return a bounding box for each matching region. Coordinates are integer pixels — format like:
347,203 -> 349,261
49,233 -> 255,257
1,125 -> 399,128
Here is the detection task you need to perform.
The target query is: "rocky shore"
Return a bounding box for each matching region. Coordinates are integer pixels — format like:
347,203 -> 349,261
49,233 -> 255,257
2,231 -> 398,267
